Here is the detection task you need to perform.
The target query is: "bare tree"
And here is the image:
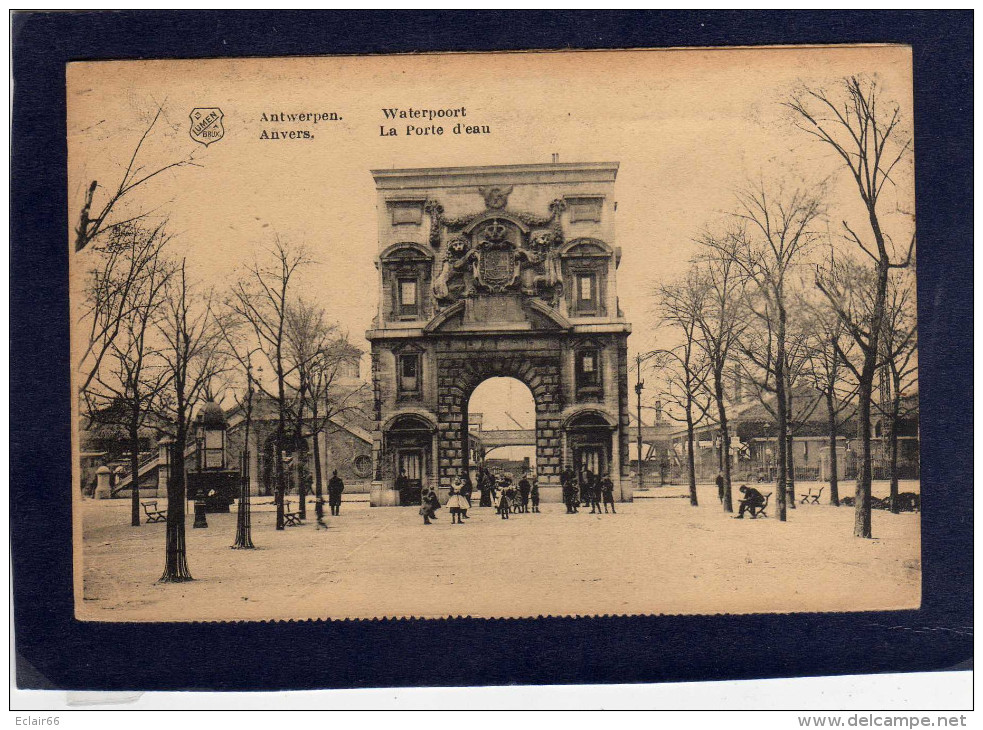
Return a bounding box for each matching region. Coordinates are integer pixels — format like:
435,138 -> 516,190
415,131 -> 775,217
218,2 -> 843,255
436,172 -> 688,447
227,238 -> 312,531
706,181 -> 824,520
875,268 -> 918,513
284,301 -> 367,513
156,260 -> 227,582
74,105 -> 199,253
79,221 -> 174,394
83,224 -> 174,527
788,75 -> 914,538
283,299 -> 333,519
802,283 -> 859,506
692,234 -> 747,512
781,315 -> 827,509
654,271 -> 713,507
306,338 -> 367,508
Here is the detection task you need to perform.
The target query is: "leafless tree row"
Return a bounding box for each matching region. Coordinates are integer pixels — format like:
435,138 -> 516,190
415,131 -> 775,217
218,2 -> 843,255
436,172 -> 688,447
652,76 -> 917,538
75,105 -> 365,580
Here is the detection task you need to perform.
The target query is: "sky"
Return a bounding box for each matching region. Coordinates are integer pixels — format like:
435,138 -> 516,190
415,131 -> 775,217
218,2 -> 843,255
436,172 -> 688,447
68,46 -> 914,424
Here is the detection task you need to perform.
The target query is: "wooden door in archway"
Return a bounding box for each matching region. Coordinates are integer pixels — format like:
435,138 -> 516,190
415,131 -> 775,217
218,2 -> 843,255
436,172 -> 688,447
397,449 -> 424,505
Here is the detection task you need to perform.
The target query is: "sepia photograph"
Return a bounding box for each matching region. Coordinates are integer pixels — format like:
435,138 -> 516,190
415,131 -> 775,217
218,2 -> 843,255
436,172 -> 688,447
68,46 -> 921,624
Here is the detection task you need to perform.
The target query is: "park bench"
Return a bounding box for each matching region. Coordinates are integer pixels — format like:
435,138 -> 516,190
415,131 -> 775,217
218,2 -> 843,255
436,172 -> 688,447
800,487 -> 824,504
283,500 -> 304,527
141,500 -> 166,524
752,492 -> 772,518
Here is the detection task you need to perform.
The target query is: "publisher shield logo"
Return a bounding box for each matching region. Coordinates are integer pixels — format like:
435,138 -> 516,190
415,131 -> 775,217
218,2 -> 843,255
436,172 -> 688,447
189,108 -> 224,146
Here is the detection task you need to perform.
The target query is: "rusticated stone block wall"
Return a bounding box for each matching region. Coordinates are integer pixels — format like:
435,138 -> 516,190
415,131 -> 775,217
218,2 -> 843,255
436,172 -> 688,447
434,336 -> 563,487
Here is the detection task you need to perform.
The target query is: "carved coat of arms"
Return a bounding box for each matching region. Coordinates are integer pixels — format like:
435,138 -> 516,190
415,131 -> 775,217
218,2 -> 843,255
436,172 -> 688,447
189,108 -> 224,146
477,246 -> 518,292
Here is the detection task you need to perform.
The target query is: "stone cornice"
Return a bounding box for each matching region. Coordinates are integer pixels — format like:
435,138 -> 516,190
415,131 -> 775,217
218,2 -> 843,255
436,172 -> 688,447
372,162 -> 619,190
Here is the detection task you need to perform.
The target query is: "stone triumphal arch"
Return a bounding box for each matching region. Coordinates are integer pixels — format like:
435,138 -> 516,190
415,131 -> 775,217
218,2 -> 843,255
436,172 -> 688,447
367,162 -> 632,506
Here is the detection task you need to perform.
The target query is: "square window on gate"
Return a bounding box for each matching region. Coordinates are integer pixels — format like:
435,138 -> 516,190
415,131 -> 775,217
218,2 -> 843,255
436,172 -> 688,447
398,278 -> 419,317
576,349 -> 602,392
574,273 -> 598,314
398,353 -> 421,396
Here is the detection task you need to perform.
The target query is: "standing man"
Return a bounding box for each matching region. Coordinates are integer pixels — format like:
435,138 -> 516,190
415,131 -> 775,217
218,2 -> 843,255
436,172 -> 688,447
560,467 -> 573,513
716,472 -> 725,504
518,473 -> 532,514
477,467 -> 489,507
327,469 -> 345,516
600,473 -> 616,514
588,471 -> 602,514
579,468 -> 594,511
530,476 -> 540,513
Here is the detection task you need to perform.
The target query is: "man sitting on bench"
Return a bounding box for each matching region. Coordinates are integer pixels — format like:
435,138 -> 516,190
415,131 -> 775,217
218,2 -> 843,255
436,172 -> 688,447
736,485 -> 766,519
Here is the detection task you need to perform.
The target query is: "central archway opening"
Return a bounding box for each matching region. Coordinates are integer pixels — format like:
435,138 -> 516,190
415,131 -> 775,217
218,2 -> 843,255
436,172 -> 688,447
466,377 -> 536,485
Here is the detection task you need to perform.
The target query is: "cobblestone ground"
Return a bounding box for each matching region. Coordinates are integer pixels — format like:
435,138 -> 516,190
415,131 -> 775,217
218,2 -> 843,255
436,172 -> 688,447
77,481 -> 921,622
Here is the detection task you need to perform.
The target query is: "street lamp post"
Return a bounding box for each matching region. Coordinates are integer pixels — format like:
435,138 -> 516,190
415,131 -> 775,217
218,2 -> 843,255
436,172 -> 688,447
193,414 -> 208,528
233,361 -> 256,549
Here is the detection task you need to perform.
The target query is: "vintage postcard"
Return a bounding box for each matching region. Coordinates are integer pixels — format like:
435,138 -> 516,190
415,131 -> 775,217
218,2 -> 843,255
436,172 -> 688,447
69,46 -> 920,622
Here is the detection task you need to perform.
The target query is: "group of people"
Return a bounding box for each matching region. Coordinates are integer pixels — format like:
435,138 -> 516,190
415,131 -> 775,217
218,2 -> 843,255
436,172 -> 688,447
418,465 -> 621,524
419,467 -> 543,525
490,472 -> 540,519
560,467 -> 616,514
420,471 -> 476,525
314,470 -> 346,529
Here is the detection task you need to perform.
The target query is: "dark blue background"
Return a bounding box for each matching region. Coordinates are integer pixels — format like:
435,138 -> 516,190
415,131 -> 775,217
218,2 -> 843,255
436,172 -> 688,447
10,11 -> 973,691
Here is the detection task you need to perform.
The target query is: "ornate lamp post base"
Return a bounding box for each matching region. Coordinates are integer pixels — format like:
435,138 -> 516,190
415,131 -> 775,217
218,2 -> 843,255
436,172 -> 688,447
193,500 -> 208,528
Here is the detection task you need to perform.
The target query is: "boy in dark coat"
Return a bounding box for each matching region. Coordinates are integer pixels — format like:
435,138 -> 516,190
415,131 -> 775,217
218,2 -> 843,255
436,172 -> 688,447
518,474 -> 532,513
530,478 -> 540,513
588,472 -> 602,514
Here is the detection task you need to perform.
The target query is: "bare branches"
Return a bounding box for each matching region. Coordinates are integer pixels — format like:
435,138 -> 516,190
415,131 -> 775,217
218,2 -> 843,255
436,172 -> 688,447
788,74 -> 915,538
74,103 -> 201,253
79,221 -> 174,394
223,236 -> 313,530
154,259 -> 230,437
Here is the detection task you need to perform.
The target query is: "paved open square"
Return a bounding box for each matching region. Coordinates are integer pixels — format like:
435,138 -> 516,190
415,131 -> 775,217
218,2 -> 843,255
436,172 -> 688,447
77,481 -> 920,622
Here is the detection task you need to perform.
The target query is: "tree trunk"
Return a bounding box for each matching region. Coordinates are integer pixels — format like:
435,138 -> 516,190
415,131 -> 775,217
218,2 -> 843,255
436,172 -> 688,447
295,381 -> 306,519
889,379 -> 901,514
826,388 -> 839,506
129,413 -> 141,527
714,367 -> 733,512
160,436 -> 192,581
786,432 -> 796,509
786,383 -> 796,510
854,376 -> 874,538
774,321 -> 788,522
685,396 -> 698,507
233,396 -> 254,549
275,370 -> 287,530
851,213 -> 891,539
312,423 -> 324,503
